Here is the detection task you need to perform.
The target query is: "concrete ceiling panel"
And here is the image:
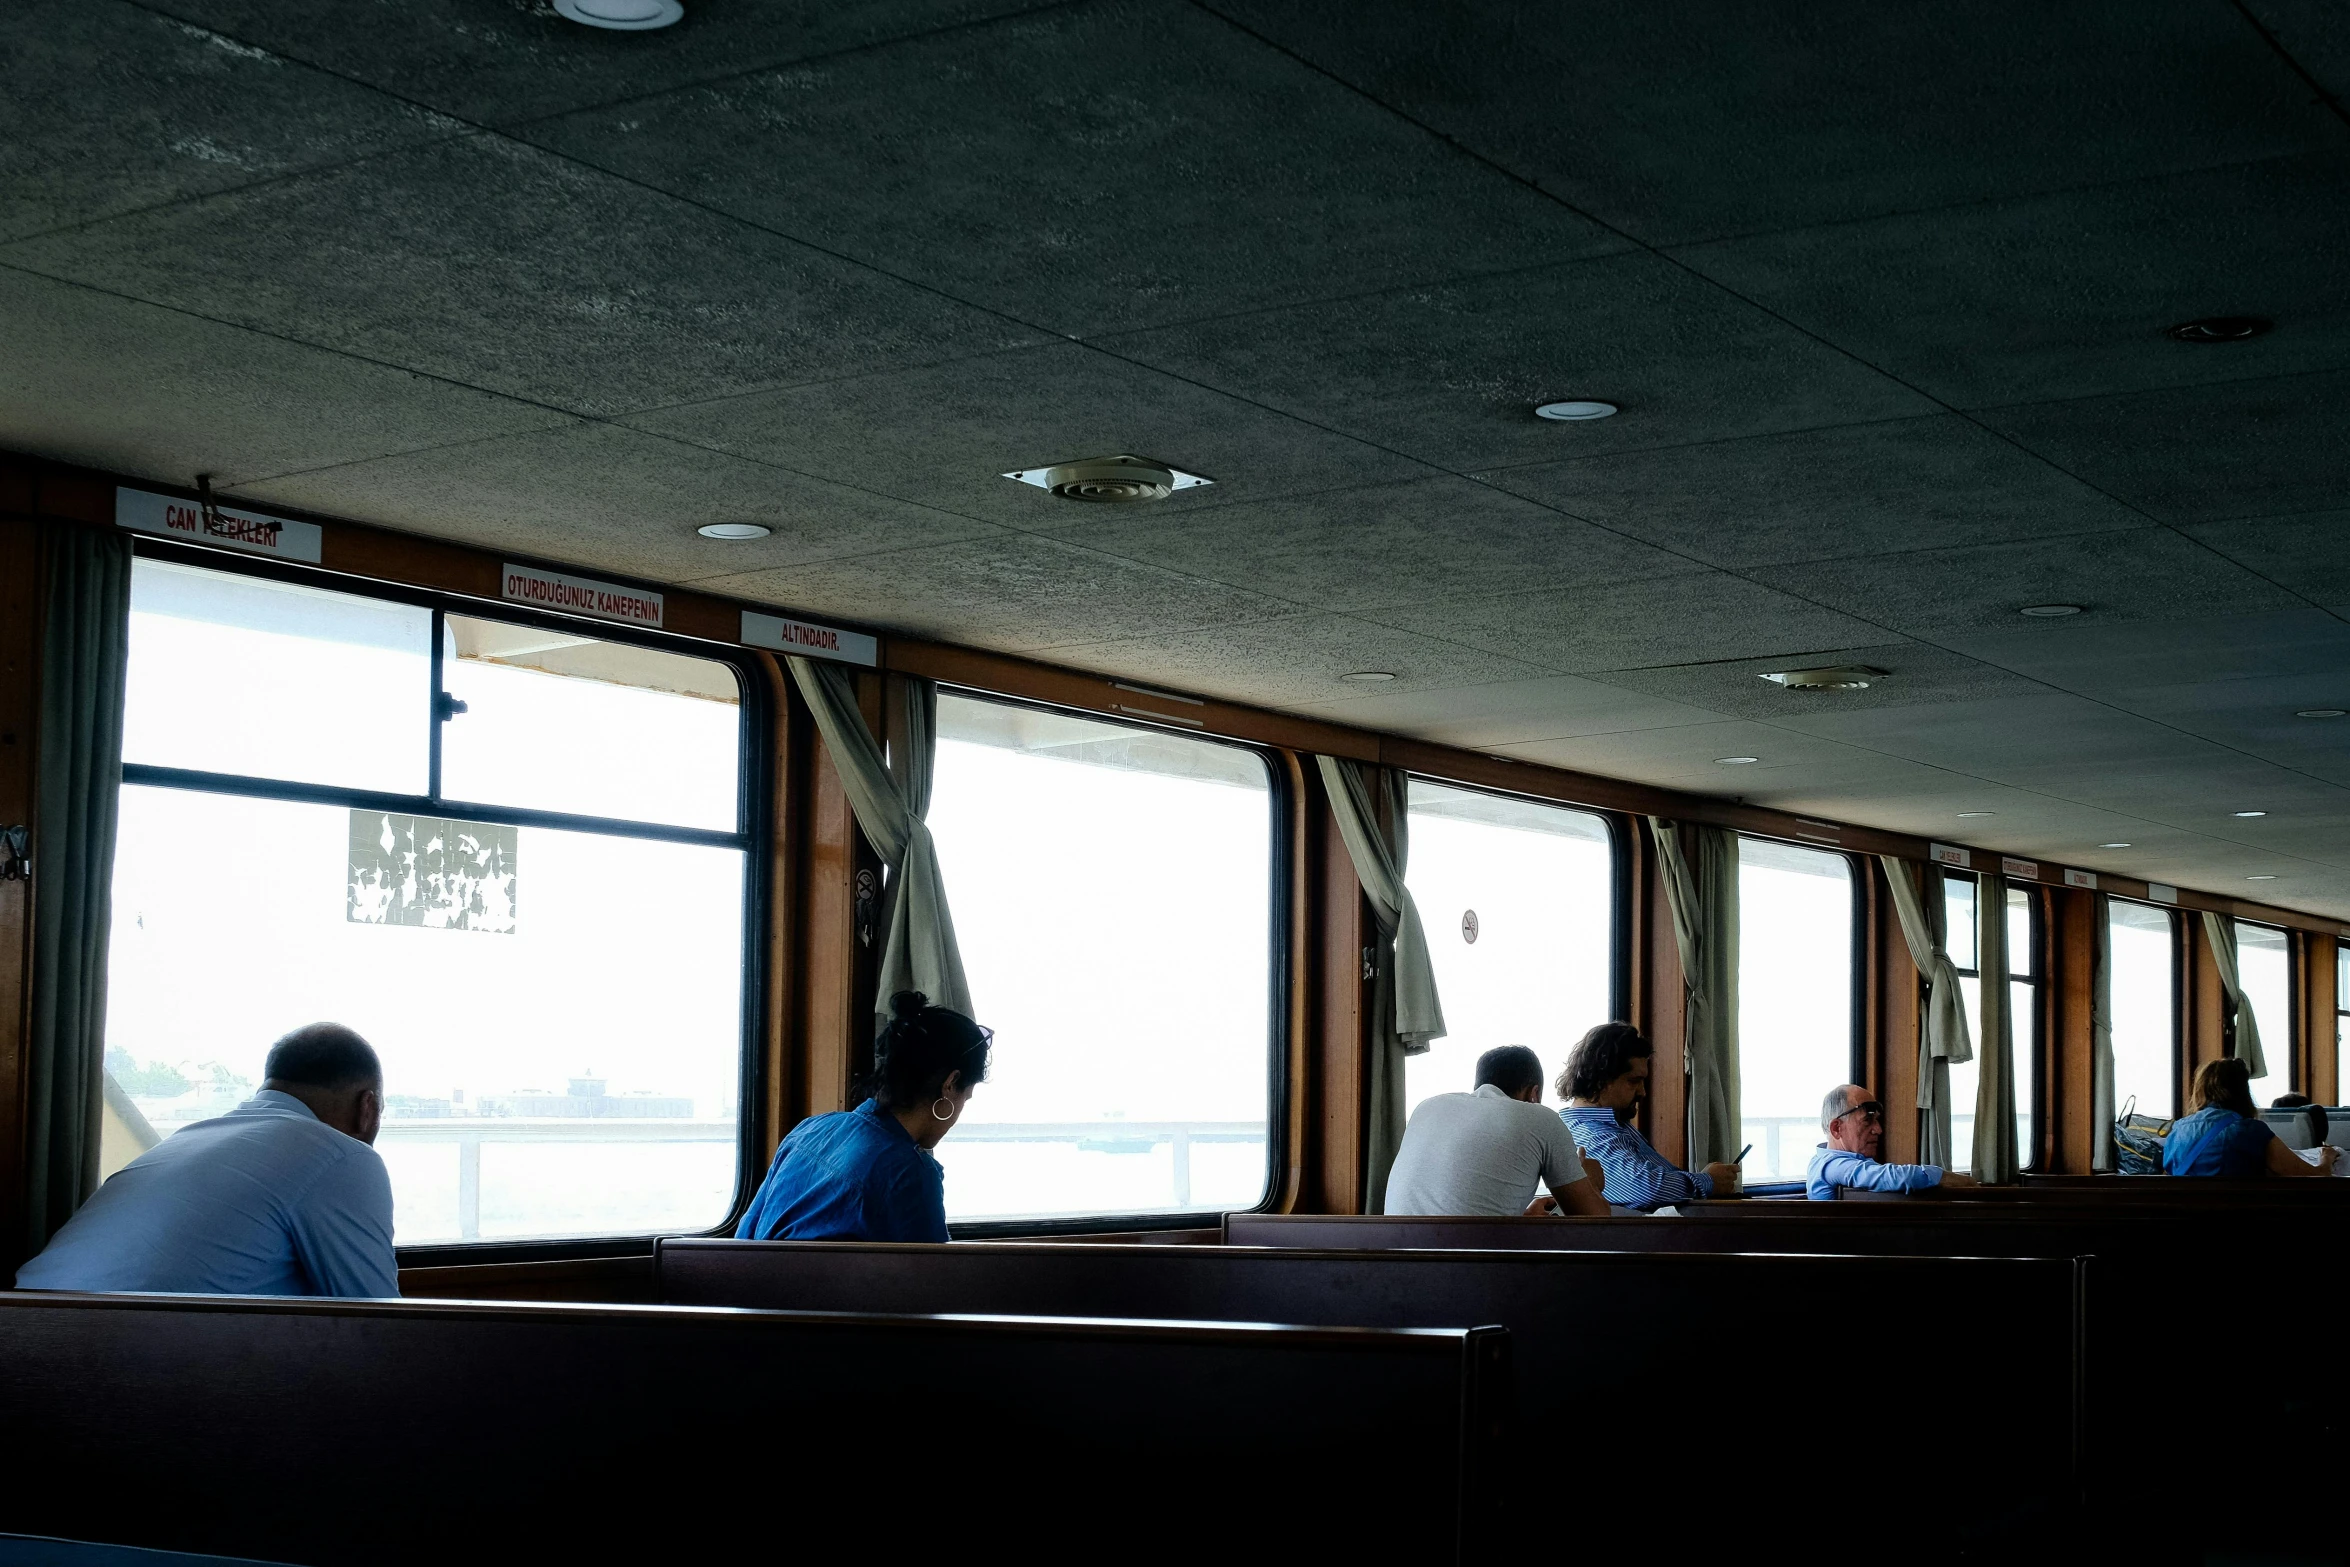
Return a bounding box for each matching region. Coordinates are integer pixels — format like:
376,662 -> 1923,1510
1677,154 -> 2350,409
1477,415 -> 2146,568
138,0 -> 1030,126
1043,613 -> 1548,709
691,532 -> 1301,652
521,0 -> 1625,337
1489,720 -> 1934,793
1102,253 -> 1932,471
0,134 -> 1039,418
231,421 -> 998,585
622,341 -> 1435,530
0,266 -> 571,489
1746,528 -> 2301,637
1069,477 -> 1695,614
2182,510 -> 2350,609
1588,641 -> 2046,719
1365,573 -> 1893,675
1982,370 -> 2350,524
0,0 -> 464,244
1281,674 -> 1719,749
1208,0 -> 2336,243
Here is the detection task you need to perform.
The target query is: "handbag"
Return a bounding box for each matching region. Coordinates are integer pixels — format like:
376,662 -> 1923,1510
2112,1095 -> 2170,1176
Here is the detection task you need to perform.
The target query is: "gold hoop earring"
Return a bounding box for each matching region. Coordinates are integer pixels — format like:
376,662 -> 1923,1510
931,1096 -> 956,1122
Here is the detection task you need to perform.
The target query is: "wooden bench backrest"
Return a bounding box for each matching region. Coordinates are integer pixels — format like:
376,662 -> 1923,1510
658,1238 -> 2078,1555
0,1292 -> 1500,1566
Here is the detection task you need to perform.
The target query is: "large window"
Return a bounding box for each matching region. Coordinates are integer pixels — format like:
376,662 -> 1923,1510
1944,876 -> 2038,1170
1401,782 -> 1614,1116
105,557 -> 751,1247
923,694 -> 1275,1223
2236,921 -> 2292,1106
1738,839 -> 1855,1184
2108,900 -> 2177,1121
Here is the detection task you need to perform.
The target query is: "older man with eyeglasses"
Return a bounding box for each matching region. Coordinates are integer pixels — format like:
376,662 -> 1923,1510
1805,1084 -> 1977,1201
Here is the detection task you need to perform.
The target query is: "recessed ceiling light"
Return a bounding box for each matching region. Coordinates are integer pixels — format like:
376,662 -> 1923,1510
1003,455 -> 1212,502
2166,316 -> 2272,344
1956,811 -> 1996,818
2233,810 -> 2268,818
2019,604 -> 2083,618
555,0 -> 682,28
2100,842 -> 2132,849
2295,708 -> 2347,719
2247,874 -> 2279,881
1759,665 -> 1882,691
1715,756 -> 1760,765
1535,400 -> 1618,421
696,522 -> 771,540
1340,671 -> 1397,683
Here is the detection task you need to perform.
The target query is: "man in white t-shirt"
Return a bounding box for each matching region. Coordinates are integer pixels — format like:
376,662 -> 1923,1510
1385,1045 -> 1608,1217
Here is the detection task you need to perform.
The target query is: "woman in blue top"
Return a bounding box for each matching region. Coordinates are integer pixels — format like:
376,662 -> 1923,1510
2163,1058 -> 2337,1179
737,990 -> 993,1242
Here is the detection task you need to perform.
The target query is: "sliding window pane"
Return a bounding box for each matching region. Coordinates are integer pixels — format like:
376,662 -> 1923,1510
1402,782 -> 1613,1117
2237,922 -> 2292,1106
123,558 -> 430,792
103,786 -> 746,1242
925,696 -> 1272,1222
2338,945 -> 2348,1107
1739,839 -> 1854,1184
2109,902 -> 2175,1119
439,615 -> 740,830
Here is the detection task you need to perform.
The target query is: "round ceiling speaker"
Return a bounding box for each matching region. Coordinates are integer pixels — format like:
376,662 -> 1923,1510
1042,456 -> 1176,503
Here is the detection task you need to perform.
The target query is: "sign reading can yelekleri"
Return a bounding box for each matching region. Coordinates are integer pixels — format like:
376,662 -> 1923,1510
115,487 -> 323,563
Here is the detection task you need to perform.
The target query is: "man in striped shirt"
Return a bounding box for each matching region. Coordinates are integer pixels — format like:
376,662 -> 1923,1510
1557,1022 -> 1740,1211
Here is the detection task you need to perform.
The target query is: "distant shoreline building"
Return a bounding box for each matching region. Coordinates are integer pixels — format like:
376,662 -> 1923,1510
478,1073 -> 693,1119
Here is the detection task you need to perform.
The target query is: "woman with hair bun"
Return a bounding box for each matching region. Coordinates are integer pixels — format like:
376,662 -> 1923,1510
736,991 -> 993,1242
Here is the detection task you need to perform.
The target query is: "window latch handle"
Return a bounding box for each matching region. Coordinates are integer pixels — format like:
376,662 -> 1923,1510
434,692 -> 469,722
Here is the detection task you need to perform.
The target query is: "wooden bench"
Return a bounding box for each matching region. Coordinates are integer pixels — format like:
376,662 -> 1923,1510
0,1291 -> 1502,1566
1221,1207 -> 2337,1534
658,1237 -> 2080,1555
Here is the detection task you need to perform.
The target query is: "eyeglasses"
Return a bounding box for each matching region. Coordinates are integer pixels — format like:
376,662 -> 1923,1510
1834,1101 -> 1885,1124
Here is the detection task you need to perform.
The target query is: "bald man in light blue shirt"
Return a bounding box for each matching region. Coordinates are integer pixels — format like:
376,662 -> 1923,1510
17,1024 -> 398,1298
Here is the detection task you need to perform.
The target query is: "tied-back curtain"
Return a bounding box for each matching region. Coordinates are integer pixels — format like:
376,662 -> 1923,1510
787,657 -> 970,1033
2091,893 -> 2116,1172
2200,912 -> 2266,1079
1315,757 -> 1445,1214
1879,856 -> 1972,1168
25,525 -> 132,1257
1971,871 -> 2018,1183
1647,819 -> 1741,1167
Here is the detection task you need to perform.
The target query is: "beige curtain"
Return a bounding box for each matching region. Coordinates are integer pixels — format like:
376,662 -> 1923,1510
1879,857 -> 1972,1168
2091,894 -> 2116,1171
1648,819 -> 1741,1167
1971,872 -> 2018,1182
1316,757 -> 1445,1213
2200,912 -> 2267,1079
788,657 -> 970,1032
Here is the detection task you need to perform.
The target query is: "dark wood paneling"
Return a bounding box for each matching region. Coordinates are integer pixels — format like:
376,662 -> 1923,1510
2050,888 -> 2098,1171
0,514 -> 38,1269
2309,933 -> 2340,1104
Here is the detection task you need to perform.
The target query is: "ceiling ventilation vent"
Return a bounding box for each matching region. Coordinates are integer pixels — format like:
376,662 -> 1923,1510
1003,456 -> 1214,503
1759,665 -> 1884,691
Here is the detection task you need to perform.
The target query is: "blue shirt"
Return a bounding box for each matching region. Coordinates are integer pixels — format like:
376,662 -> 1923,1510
1559,1106 -> 1715,1209
2162,1105 -> 2275,1178
1806,1145 -> 1944,1201
16,1090 -> 399,1297
737,1099 -> 948,1243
